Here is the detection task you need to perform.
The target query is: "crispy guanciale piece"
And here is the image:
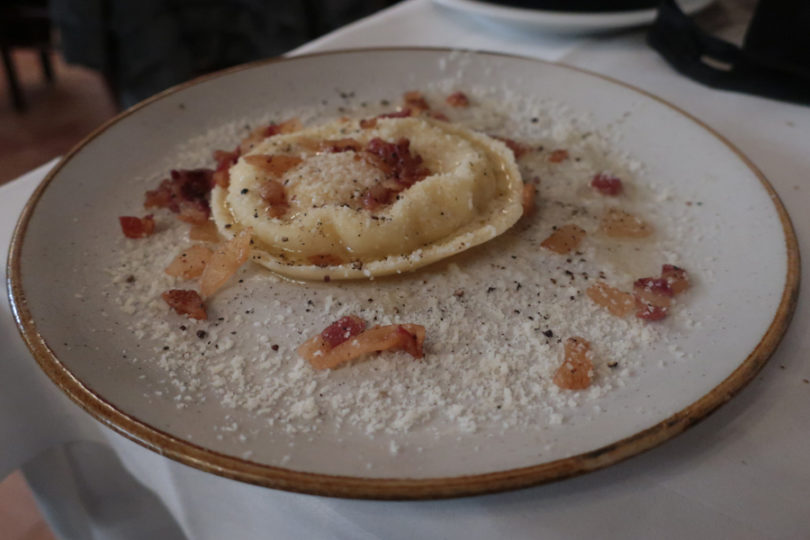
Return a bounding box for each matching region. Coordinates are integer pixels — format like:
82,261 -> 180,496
427,110 -> 450,121
244,154 -> 302,177
320,138 -> 363,153
161,289 -> 207,320
188,220 -> 220,242
144,168 -> 214,225
540,224 -> 586,254
403,90 -> 430,113
446,91 -> 470,107
365,137 -> 430,187
591,173 -> 623,196
258,179 -> 289,218
600,208 -> 653,238
212,147 -> 240,188
119,215 -> 155,238
320,315 -> 367,348
553,337 -> 593,390
199,229 -> 252,297
307,253 -> 344,267
362,183 -> 397,211
586,281 -> 635,317
239,118 -> 302,153
521,183 -> 536,217
165,245 -> 213,280
359,109 -> 413,129
548,149 -> 569,163
662,264 -> 690,294
633,265 -> 690,321
298,320 -> 426,370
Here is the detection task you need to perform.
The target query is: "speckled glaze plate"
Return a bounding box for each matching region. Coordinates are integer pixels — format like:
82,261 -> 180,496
7,49 -> 799,499
432,0 -> 714,34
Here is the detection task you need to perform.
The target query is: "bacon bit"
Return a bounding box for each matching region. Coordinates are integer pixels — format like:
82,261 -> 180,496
446,91 -> 470,107
239,118 -> 303,153
176,200 -> 211,225
492,135 -> 529,159
365,137 -> 430,187
307,254 -> 343,267
144,169 -> 214,224
427,111 -> 450,121
361,108 -> 413,129
634,277 -> 674,306
586,281 -> 636,317
119,215 -> 155,238
320,315 -> 367,348
600,208 -> 653,238
362,183 -> 396,210
268,117 -> 303,135
165,245 -> 213,280
359,118 -> 377,129
662,264 -> 690,294
403,91 -> 430,113
244,154 -> 302,177
257,179 -> 288,218
540,224 -> 586,254
298,322 -> 426,370
591,173 -> 623,196
319,138 -> 362,153
548,149 -> 569,163
521,183 -> 536,217
189,221 -> 220,242
553,337 -> 593,390
161,289 -> 206,320
212,147 -> 240,188
199,229 -> 252,298
632,265 -> 689,321
635,302 -> 669,321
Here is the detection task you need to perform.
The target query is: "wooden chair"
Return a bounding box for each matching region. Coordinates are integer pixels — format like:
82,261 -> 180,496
0,3 -> 54,112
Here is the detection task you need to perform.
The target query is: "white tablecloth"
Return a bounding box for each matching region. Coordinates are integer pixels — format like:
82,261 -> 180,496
3,1 -> 809,538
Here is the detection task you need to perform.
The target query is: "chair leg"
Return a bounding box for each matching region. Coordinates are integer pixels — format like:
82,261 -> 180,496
39,48 -> 54,83
1,46 -> 26,112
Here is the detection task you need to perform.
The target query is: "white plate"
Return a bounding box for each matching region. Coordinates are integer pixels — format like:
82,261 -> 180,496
432,0 -> 714,34
8,49 -> 798,499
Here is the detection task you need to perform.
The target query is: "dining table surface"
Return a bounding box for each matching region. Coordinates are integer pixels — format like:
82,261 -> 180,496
2,0 -> 809,538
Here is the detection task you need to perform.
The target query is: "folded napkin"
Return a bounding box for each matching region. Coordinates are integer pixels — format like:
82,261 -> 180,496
647,0 -> 810,105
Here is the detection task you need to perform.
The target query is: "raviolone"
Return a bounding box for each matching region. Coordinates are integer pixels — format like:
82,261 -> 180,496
211,116 -> 524,280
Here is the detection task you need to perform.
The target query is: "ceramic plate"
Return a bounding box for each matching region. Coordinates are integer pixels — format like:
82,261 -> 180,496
432,0 -> 714,34
8,49 -> 798,499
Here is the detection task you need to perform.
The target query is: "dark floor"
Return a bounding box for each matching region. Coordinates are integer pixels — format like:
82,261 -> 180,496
0,48 -> 117,185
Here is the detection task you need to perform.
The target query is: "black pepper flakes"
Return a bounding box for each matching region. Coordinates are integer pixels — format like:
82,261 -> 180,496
271,344 -> 279,351
543,330 -> 554,338
196,330 -> 207,339
241,188 -> 249,194
486,287 -> 496,293
125,275 -> 136,283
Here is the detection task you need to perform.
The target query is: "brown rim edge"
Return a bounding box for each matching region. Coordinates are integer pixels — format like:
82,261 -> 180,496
6,47 -> 801,500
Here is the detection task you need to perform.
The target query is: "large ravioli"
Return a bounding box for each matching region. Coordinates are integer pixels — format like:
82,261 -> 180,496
211,116 -> 524,280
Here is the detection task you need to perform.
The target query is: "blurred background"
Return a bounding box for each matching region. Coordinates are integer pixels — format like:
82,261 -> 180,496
0,0 -> 398,185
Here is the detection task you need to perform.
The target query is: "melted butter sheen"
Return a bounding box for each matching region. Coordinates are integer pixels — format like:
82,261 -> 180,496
211,116 -> 524,280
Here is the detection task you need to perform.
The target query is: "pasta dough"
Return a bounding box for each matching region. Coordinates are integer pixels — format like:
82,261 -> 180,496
211,116 -> 524,280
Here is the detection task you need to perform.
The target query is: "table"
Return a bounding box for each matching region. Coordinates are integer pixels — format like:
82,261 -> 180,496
3,1 -> 809,538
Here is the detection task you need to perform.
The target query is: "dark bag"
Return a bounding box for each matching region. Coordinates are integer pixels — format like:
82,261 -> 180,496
647,0 -> 810,105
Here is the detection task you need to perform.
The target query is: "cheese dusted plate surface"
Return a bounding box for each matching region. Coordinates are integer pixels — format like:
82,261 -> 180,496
8,49 -> 798,499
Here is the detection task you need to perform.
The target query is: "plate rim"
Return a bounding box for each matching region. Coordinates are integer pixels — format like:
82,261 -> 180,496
6,47 -> 800,500
431,0 -> 715,31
